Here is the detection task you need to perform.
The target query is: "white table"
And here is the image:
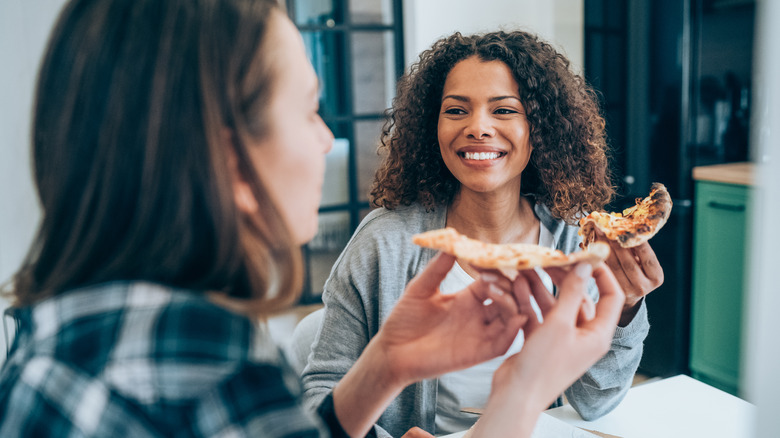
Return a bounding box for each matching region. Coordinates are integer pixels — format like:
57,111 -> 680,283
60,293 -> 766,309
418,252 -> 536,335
440,413 -> 599,438
545,374 -> 755,438
441,375 -> 756,438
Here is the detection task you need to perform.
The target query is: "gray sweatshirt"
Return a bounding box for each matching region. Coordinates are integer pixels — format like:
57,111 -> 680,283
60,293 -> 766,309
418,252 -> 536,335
301,202 -> 650,438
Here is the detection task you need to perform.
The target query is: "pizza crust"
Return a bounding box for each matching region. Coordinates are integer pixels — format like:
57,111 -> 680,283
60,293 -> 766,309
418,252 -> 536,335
579,182 -> 673,248
412,227 -> 610,272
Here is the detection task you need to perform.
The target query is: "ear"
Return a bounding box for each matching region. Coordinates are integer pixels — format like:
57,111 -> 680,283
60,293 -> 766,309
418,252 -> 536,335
223,129 -> 259,214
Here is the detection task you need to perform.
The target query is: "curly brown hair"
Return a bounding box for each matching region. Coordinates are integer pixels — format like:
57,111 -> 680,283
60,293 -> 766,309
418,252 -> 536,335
370,30 -> 615,222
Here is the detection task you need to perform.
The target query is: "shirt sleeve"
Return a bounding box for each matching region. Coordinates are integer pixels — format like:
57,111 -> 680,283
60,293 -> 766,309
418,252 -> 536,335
316,392 -> 350,438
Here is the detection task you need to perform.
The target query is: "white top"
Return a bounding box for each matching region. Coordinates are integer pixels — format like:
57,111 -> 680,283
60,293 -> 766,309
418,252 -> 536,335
434,225 -> 555,435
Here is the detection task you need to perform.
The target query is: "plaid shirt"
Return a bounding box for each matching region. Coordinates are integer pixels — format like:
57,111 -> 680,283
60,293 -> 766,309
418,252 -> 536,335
0,282 -> 333,437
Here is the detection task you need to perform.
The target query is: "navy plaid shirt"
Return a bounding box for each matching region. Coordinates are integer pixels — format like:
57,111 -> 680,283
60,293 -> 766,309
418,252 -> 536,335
0,282 -> 333,437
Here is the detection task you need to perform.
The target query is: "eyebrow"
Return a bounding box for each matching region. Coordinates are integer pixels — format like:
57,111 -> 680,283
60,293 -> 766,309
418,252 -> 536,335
441,95 -> 522,103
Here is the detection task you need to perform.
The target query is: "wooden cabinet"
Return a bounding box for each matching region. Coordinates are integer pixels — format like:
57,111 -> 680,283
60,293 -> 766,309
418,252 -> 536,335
689,163 -> 753,396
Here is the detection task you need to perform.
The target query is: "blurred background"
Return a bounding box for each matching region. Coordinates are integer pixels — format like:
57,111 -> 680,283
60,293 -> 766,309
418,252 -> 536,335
1,0 -> 777,434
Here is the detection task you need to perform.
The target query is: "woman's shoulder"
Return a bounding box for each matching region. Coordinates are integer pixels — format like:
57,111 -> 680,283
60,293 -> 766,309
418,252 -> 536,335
358,203 -> 446,233
325,204 -> 444,285
343,203 -> 446,249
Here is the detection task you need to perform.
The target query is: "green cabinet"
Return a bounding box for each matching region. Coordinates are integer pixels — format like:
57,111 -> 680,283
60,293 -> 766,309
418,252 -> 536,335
689,180 -> 751,396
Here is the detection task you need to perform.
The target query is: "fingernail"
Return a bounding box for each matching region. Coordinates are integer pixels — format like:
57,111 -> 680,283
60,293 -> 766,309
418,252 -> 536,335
488,283 -> 504,296
480,273 -> 498,283
482,298 -> 494,306
582,294 -> 596,320
574,263 -> 592,279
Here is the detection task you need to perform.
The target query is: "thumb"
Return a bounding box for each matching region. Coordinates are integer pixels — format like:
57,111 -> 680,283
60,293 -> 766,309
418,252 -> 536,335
401,427 -> 435,438
405,252 -> 456,298
555,263 -> 593,319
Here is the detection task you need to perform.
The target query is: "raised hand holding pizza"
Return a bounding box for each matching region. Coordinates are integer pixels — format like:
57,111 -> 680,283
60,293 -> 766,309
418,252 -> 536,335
370,251 -> 533,382
333,251 -> 535,436
471,263 -> 625,437
579,183 -> 670,326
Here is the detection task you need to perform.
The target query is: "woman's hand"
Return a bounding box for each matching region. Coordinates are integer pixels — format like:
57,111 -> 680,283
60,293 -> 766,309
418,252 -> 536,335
400,427 -> 435,438
593,230 -> 663,326
332,252 -> 533,437
472,263 -> 625,438
373,252 -> 532,385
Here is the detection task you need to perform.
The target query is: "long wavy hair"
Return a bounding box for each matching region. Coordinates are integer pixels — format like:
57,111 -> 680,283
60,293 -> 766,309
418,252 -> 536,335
371,31 -> 615,222
8,0 -> 300,316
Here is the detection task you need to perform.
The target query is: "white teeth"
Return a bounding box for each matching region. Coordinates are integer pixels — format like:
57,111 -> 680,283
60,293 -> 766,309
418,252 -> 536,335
463,152 -> 501,160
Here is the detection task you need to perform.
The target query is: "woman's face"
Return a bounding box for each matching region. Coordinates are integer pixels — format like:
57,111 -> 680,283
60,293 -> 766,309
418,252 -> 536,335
247,12 -> 334,244
437,56 -> 532,197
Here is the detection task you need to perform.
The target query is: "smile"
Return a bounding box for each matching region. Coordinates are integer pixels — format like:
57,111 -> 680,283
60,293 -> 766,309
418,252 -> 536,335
459,151 -> 505,160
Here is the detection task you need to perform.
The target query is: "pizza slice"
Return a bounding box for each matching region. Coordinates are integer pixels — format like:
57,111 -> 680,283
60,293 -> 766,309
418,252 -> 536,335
579,182 -> 673,249
412,227 -> 610,272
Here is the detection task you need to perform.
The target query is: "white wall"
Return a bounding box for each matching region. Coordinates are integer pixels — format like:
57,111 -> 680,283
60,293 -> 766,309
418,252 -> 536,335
743,0 -> 780,435
0,0 -> 67,356
402,0 -> 584,72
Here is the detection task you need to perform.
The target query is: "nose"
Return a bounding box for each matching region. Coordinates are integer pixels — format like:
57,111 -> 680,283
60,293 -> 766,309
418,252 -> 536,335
464,110 -> 495,139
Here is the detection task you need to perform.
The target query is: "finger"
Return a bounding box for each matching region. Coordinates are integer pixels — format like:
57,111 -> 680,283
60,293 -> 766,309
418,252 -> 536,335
601,240 -> 633,292
548,265 -> 598,324
470,283 -> 528,354
401,427 -> 435,438
512,274 -> 542,334
468,272 -> 507,303
509,272 -> 533,314
578,292 -> 596,323
544,266 -> 569,286
482,311 -> 528,355
465,272 -> 511,324
479,297 -> 500,325
602,239 -> 623,273
405,252 -> 456,298
470,265 -> 514,289
485,283 -> 527,327
545,264 -> 599,323
553,263 -> 594,321
611,244 -> 645,288
583,265 -> 625,330
631,243 -> 664,286
480,286 -> 529,350
522,269 -> 555,314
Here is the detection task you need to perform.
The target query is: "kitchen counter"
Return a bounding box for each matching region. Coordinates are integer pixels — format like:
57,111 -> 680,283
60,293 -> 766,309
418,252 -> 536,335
692,162 -> 755,186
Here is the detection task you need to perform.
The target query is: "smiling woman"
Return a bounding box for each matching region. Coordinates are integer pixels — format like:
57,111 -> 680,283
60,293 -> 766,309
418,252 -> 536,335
371,31 -> 613,221
437,57 -> 533,197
